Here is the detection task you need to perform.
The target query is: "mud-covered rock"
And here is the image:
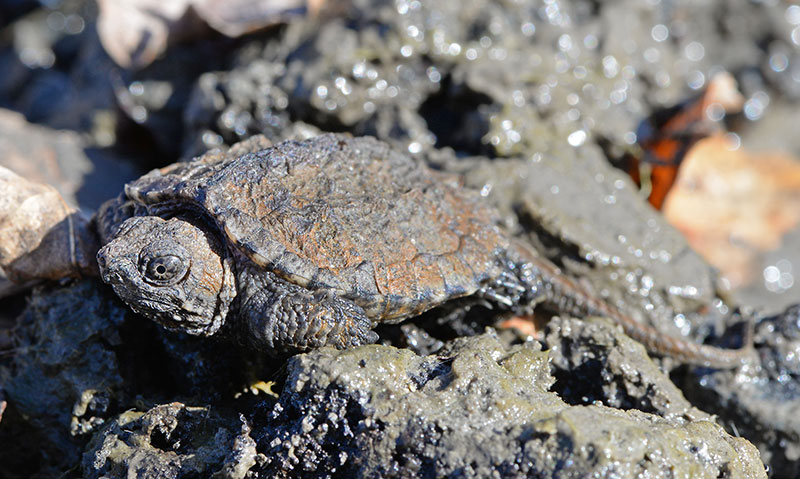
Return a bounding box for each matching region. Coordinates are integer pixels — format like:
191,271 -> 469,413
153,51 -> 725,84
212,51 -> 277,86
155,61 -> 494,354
0,278 -> 267,478
253,332 -> 765,478
544,316 -> 710,421
683,1 -> 800,102
0,279 -> 127,477
682,304 -> 800,479
736,226 -> 800,315
181,0 -> 795,161
82,402 -> 260,479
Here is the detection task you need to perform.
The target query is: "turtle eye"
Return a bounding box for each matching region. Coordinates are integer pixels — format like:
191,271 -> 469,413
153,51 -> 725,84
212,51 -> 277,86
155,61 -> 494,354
143,255 -> 187,285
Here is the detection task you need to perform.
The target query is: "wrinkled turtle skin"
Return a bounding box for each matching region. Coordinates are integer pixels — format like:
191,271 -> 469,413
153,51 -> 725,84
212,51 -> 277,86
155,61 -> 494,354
96,134 -> 753,365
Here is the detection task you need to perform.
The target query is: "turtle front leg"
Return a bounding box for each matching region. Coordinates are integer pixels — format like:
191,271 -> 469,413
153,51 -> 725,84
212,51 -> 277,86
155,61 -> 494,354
236,268 -> 378,352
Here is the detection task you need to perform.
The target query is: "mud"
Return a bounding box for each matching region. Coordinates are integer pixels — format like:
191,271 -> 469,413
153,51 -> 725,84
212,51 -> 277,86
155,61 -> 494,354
681,305 -> 800,478
81,329 -> 764,479
83,403 -> 259,479
0,280 -> 127,477
240,328 -> 763,478
0,279 -> 265,478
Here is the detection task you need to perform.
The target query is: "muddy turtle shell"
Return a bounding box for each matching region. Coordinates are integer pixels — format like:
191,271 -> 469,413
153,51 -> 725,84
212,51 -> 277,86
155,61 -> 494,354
106,134 -> 509,321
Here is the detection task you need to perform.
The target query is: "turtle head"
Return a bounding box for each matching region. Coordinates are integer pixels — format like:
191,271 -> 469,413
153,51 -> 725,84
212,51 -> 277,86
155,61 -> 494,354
97,216 -> 236,336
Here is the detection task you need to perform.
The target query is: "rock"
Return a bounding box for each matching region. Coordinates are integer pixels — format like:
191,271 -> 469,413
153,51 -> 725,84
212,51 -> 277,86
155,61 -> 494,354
682,304 -> 800,479
0,276 -> 268,478
0,166 -> 98,284
0,280 -> 127,477
82,403 -> 260,479
96,0 -> 317,69
252,331 -> 765,478
0,109 -> 142,211
544,316 -> 709,421
0,109 -> 142,293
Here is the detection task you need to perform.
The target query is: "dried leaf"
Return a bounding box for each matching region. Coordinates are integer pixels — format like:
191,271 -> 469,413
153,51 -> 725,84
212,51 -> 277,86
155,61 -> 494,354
497,315 -> 541,339
663,135 -> 800,287
631,72 -> 744,209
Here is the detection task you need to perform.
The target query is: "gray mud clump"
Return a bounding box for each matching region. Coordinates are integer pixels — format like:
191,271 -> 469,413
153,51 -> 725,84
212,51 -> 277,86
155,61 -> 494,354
251,331 -> 763,478
0,279 -> 266,478
182,0 -> 800,160
682,304 -> 800,478
544,316 -> 710,421
83,403 -> 258,479
0,280 -> 127,477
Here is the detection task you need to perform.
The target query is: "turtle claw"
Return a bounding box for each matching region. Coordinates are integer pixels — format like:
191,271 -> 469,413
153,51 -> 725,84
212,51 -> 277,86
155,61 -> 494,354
341,321 -> 379,348
325,307 -> 378,349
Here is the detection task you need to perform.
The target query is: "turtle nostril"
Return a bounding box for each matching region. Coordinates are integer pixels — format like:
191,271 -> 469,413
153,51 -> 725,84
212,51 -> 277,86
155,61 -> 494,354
96,253 -> 107,270
102,270 -> 124,285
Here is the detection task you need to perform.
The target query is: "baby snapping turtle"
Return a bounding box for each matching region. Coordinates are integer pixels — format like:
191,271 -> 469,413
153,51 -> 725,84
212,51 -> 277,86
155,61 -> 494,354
93,134 -> 749,365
